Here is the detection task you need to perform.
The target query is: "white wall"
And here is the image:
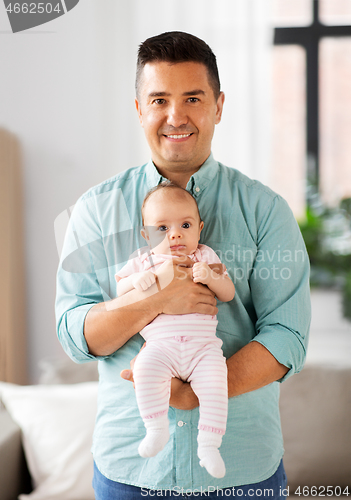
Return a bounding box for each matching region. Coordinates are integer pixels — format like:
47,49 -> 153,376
0,2 -> 140,382
0,0 -> 272,382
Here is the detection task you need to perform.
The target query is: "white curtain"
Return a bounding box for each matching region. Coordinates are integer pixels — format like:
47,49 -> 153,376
94,0 -> 273,183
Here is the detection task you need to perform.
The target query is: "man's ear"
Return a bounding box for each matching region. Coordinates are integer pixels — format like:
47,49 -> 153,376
215,92 -> 225,125
135,98 -> 144,127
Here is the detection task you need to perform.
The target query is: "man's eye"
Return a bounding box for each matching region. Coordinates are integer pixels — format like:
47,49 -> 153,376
187,97 -> 199,103
182,222 -> 190,229
158,226 -> 168,231
153,99 -> 166,105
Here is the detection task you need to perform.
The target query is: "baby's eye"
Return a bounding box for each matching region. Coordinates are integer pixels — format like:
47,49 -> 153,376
182,222 -> 191,229
158,225 -> 168,232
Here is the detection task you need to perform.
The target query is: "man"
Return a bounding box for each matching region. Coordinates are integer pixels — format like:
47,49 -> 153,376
56,31 -> 311,499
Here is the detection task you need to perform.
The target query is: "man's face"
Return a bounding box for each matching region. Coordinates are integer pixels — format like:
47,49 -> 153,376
135,61 -> 224,173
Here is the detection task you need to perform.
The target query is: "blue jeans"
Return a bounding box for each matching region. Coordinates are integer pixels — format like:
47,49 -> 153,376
93,460 -> 288,499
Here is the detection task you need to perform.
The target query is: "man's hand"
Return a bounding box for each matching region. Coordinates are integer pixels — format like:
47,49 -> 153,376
120,371 -> 199,411
192,262 -> 213,285
169,377 -> 199,410
155,256 -> 194,290
120,344 -> 145,388
132,270 -> 156,291
155,257 -> 218,316
209,263 -> 226,275
120,346 -> 199,411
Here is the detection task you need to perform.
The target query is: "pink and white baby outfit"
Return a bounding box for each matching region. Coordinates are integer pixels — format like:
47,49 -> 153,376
116,244 -> 228,478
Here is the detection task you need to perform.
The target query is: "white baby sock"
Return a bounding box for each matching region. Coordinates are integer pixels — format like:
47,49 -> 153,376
138,414 -> 170,458
197,429 -> 226,478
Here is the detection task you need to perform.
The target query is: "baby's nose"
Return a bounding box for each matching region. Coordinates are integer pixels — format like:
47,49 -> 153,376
169,229 -> 182,239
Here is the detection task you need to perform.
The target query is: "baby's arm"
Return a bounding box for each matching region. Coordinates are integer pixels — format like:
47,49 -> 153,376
192,262 -> 235,302
116,271 -> 156,296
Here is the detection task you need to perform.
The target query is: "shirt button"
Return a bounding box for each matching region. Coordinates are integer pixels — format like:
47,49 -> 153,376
195,186 -> 200,193
177,421 -> 185,427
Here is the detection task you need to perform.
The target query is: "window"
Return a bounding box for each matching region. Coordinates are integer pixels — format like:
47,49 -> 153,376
270,0 -> 351,217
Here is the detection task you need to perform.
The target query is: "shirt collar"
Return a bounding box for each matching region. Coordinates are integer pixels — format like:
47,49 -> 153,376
186,152 -> 219,198
144,152 -> 219,197
145,160 -> 164,191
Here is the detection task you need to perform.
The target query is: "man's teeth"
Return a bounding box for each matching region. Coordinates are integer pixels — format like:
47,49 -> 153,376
167,134 -> 191,139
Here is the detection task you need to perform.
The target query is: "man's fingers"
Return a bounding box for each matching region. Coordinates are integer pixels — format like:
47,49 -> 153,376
209,263 -> 226,275
193,303 -> 218,315
120,369 -> 134,382
193,282 -> 216,297
120,343 -> 145,383
195,291 -> 217,307
172,256 -> 195,267
183,285 -> 218,315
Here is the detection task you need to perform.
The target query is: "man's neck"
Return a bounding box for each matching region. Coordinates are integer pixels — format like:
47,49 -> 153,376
157,170 -> 193,189
154,161 -> 206,189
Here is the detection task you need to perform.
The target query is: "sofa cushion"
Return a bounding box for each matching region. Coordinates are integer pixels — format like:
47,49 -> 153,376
0,381 -> 98,500
280,365 -> 351,489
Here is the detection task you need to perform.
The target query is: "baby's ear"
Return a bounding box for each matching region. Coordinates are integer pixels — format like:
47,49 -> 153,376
140,228 -> 148,241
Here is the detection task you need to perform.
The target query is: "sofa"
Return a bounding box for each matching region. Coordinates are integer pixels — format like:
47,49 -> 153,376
0,406 -> 32,499
0,361 -> 99,500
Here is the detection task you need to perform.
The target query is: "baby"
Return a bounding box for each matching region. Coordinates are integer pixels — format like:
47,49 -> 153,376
116,182 -> 235,478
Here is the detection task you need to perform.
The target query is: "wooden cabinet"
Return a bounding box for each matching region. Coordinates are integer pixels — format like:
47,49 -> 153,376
0,128 -> 27,384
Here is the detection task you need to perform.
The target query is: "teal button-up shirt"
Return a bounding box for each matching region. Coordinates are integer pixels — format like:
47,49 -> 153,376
56,153 -> 311,491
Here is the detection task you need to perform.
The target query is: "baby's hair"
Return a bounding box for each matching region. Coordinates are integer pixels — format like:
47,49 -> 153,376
141,181 -> 202,226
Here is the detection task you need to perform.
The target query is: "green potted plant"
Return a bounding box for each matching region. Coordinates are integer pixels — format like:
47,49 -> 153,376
299,197 -> 351,321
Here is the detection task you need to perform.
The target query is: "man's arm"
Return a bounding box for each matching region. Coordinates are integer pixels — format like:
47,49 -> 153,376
174,341 -> 289,409
84,260 -> 218,356
121,340 -> 288,410
226,341 -> 289,396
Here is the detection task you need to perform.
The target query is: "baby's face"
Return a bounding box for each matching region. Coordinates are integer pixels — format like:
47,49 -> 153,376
142,190 -> 204,256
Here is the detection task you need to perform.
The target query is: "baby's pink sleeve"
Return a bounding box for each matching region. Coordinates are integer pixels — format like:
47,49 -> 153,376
115,257 -> 144,282
198,244 -> 228,275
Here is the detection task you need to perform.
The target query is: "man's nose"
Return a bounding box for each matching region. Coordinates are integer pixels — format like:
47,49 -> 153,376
166,104 -> 187,128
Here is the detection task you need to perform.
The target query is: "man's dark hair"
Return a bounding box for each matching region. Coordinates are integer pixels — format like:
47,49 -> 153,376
136,31 -> 221,100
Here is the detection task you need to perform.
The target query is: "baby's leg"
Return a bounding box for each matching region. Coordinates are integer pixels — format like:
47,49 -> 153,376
133,342 -> 174,458
188,341 -> 228,478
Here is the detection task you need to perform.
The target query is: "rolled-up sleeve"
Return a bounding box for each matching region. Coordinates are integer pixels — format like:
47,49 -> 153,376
55,194 -> 109,363
249,196 -> 311,381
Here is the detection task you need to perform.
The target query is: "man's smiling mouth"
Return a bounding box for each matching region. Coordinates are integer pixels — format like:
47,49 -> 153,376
164,133 -> 192,139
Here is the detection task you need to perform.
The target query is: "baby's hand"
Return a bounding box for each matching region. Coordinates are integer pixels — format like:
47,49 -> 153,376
192,262 -> 212,285
132,271 -> 156,291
